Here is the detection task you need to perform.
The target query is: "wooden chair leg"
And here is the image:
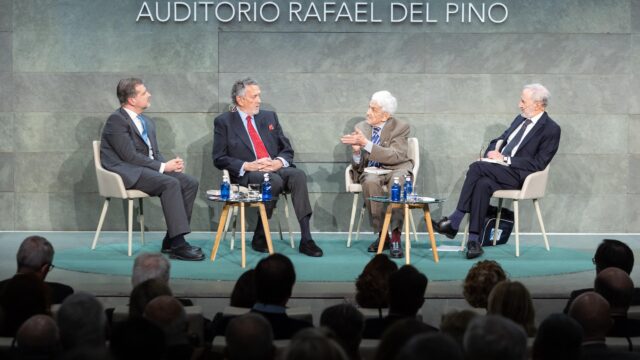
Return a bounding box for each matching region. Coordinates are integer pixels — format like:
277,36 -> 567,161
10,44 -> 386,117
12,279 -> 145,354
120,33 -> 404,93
92,198 -> 110,250
534,199 -> 550,251
409,211 -> 419,243
347,193 -> 359,247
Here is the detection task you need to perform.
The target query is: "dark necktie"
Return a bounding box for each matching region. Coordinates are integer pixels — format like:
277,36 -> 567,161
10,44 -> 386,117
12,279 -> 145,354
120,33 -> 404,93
501,119 -> 532,157
368,126 -> 382,167
246,115 -> 270,159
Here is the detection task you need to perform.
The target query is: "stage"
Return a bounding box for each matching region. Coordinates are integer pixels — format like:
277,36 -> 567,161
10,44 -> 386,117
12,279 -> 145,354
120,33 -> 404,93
0,231 -> 638,327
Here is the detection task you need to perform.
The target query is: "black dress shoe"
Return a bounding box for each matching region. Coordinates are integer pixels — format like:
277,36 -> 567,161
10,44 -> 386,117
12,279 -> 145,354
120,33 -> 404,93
367,235 -> 391,253
299,240 -> 323,257
169,244 -> 205,261
466,241 -> 484,259
162,234 -> 202,254
251,240 -> 269,253
434,217 -> 459,239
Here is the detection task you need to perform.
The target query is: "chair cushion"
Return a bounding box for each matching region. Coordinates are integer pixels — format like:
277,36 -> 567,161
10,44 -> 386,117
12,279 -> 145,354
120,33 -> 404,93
492,190 -> 521,199
347,184 -> 363,192
125,189 -> 150,199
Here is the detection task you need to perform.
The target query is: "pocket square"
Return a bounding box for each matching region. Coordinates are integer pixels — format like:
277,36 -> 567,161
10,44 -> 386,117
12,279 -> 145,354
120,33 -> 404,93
268,124 -> 274,130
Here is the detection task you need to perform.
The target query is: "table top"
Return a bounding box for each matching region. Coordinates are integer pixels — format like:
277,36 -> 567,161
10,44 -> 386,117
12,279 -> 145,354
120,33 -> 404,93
368,195 -> 445,204
207,193 -> 275,203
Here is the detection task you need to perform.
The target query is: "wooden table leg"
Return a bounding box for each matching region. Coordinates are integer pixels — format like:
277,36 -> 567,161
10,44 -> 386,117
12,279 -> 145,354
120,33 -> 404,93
423,204 -> 439,263
377,204 -> 394,254
259,203 -> 274,254
240,203 -> 246,268
211,203 -> 231,261
404,204 -> 411,264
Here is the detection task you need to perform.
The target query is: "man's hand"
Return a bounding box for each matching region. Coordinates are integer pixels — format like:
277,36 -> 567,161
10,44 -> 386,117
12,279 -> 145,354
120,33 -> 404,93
259,158 -> 283,172
243,160 -> 264,172
165,157 -> 185,172
486,150 -> 504,161
341,128 -> 367,152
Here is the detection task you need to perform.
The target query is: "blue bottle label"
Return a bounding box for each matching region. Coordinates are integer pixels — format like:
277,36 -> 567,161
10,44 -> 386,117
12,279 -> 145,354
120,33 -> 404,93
262,180 -> 272,201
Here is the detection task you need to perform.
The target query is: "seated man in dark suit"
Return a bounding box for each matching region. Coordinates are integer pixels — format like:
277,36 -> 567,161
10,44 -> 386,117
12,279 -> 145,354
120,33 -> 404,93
433,83 -> 561,259
0,235 -> 73,304
212,78 -> 323,257
363,265 -> 436,339
595,267 -> 640,338
564,239 -> 640,313
101,78 -> 202,261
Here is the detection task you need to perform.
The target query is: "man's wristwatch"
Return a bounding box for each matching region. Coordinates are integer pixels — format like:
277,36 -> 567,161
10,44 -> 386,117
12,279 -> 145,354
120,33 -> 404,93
503,156 -> 510,163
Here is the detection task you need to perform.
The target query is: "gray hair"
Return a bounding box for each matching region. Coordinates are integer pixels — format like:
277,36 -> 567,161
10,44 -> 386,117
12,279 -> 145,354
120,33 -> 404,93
117,78 -> 144,105
56,292 -> 106,350
370,90 -> 398,115
523,83 -> 550,107
464,315 -> 527,360
17,236 -> 54,271
132,252 -> 171,287
231,78 -> 259,106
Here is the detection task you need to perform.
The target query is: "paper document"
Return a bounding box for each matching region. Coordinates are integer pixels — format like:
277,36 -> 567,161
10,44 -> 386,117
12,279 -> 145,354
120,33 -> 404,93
364,167 -> 392,175
432,245 -> 463,252
480,158 -> 508,166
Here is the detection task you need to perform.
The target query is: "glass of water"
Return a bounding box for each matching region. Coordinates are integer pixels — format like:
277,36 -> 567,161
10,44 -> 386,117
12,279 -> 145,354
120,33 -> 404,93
248,183 -> 261,199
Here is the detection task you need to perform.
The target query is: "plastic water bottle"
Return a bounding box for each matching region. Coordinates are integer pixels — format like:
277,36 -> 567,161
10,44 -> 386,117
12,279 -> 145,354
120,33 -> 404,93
262,173 -> 272,201
403,175 -> 413,201
390,177 -> 401,202
220,175 -> 230,200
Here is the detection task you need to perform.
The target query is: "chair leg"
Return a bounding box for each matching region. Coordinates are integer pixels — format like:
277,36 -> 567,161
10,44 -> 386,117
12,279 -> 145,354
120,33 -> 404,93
230,207 -> 238,250
461,216 -> 469,251
222,203 -> 233,241
127,199 -> 134,257
283,194 -> 294,248
138,198 -> 145,245
91,198 -> 110,250
534,199 -> 550,251
493,199 -> 503,246
514,200 -> 520,257
274,206 -> 284,242
347,193 -> 359,247
355,203 -> 365,242
409,211 -> 419,243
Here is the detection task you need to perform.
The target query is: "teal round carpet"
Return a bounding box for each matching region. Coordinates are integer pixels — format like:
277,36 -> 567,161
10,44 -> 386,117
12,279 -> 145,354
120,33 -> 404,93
55,233 -> 594,282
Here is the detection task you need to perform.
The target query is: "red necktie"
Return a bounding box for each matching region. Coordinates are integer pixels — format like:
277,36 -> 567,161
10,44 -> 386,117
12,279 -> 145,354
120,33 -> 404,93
246,115 -> 270,159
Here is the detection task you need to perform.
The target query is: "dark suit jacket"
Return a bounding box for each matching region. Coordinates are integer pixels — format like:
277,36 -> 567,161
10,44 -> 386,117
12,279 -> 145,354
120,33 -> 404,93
581,343 -> 640,360
486,111 -> 561,180
208,309 -> 312,340
563,288 -> 640,314
362,314 -> 438,339
100,108 -> 166,188
212,110 -> 294,184
0,277 -> 74,305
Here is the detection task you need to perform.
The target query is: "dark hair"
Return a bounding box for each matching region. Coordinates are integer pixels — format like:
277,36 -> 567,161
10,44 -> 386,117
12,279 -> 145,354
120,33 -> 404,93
396,333 -> 464,360
320,303 -> 365,359
488,280 -> 536,336
374,319 -> 435,360
532,313 -> 583,360
388,265 -> 427,316
230,269 -> 257,308
231,78 -> 259,106
594,239 -> 634,274
440,309 -> 479,347
463,260 -> 507,308
117,78 -> 143,105
128,278 -> 172,319
255,254 -> 295,305
355,254 -> 398,309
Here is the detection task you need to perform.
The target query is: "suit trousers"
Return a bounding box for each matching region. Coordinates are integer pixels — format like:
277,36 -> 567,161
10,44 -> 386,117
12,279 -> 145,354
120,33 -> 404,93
359,169 -> 410,232
131,169 -> 199,242
456,161 -> 524,235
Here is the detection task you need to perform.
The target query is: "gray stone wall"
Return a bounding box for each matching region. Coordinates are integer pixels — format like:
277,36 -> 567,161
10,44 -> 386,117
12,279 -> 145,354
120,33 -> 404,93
1,0 -> 639,233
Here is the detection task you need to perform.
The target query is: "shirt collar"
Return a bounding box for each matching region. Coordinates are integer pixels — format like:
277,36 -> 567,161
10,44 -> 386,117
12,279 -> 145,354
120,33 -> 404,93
528,111 -> 544,126
122,107 -> 140,122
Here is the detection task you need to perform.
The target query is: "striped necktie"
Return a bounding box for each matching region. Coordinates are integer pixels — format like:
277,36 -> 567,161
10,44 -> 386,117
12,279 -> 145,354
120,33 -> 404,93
501,118 -> 532,157
368,126 -> 381,167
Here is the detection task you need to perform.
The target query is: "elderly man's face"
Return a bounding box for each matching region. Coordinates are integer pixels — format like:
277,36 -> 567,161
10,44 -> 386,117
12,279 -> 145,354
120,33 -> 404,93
366,101 -> 390,126
236,84 -> 261,115
519,88 -> 544,119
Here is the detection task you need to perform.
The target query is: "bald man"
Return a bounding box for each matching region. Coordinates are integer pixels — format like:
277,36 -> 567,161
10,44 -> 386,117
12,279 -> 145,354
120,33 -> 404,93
595,267 -> 640,337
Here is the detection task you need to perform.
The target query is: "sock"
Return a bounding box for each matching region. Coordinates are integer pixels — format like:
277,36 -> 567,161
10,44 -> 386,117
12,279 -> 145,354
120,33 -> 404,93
170,234 -> 186,249
468,232 -> 479,243
299,215 -> 312,243
448,209 -> 465,230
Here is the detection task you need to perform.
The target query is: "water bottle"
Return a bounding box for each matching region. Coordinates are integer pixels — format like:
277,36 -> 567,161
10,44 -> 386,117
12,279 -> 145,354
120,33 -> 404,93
403,175 -> 413,201
220,175 -> 230,200
390,177 -> 401,202
262,173 -> 272,201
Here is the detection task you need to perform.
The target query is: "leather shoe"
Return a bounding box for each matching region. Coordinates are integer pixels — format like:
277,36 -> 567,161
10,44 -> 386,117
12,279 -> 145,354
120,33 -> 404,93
169,244 -> 205,261
466,241 -> 484,259
433,217 -> 459,239
367,235 -> 391,253
389,229 -> 403,258
299,240 -> 323,257
162,236 -> 202,254
251,240 -> 269,253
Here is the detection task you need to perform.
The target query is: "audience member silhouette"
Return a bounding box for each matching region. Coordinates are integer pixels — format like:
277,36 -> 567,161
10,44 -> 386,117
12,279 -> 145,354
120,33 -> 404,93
144,295 -> 193,360
374,318 -> 436,360
0,273 -> 50,337
0,235 -> 73,305
224,313 -> 275,360
395,332 -> 464,360
564,239 -> 640,313
131,252 -> 171,286
284,328 -> 348,360
464,315 -> 527,360
594,267 -> 640,338
463,260 -> 507,310
532,313 -> 583,360
128,278 -> 172,319
355,254 -> 398,309
230,269 -> 257,308
440,309 -> 479,349
320,303 -> 365,360
56,292 -> 106,352
14,314 -> 62,360
487,280 -> 536,336
110,316 -> 166,360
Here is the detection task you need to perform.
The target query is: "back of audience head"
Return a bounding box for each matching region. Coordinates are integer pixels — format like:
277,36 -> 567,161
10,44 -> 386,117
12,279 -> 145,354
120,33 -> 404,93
128,278 -> 172,318
225,313 -> 275,360
144,295 -> 189,346
255,254 -> 295,306
532,313 -> 583,360
464,315 -> 527,360
56,292 -> 106,351
568,291 -> 612,342
388,265 -> 427,316
284,327 -> 348,360
355,254 -> 398,309
487,280 -> 536,336
15,314 -> 62,359
131,252 -> 170,287
16,235 -> 55,279
395,333 -> 464,360
0,272 -> 50,337
463,260 -> 507,309
375,318 -> 435,360
320,303 -> 365,360
110,316 -> 166,360
594,266 -> 634,315
440,309 -> 479,348
230,269 -> 257,308
593,239 -> 634,274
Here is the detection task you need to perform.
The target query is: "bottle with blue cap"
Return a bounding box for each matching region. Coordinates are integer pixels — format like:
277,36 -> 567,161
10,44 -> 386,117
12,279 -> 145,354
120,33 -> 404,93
403,175 -> 413,201
390,176 -> 401,202
220,175 -> 230,200
262,173 -> 272,201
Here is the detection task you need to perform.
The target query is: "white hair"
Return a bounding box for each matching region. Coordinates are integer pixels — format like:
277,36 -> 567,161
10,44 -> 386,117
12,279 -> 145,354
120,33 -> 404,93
370,91 -> 398,115
132,252 -> 171,287
524,83 -> 550,107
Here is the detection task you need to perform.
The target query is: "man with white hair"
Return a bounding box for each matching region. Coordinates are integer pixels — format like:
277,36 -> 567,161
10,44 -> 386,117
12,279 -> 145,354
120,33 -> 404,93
341,91 -> 413,258
433,84 -> 561,259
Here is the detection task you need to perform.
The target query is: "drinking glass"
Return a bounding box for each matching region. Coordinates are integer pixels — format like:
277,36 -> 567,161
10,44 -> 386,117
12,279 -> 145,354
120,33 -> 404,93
248,183 -> 261,199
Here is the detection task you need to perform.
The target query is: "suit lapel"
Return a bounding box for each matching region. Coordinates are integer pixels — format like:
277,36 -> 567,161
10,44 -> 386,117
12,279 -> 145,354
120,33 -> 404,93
517,112 -> 548,151
120,108 -> 148,149
254,113 -> 274,156
231,112 -> 255,154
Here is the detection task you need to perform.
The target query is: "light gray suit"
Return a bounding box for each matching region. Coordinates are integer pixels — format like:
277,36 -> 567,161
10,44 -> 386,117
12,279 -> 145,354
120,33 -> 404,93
351,117 -> 413,231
